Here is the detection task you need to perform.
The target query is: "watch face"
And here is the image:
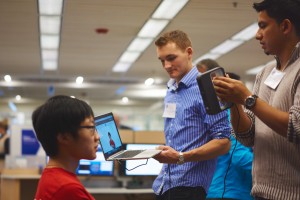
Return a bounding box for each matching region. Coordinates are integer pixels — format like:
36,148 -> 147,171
247,97 -> 255,106
179,156 -> 184,162
246,96 -> 257,109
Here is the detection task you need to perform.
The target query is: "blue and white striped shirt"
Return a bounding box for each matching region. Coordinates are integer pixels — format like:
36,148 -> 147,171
152,66 -> 231,195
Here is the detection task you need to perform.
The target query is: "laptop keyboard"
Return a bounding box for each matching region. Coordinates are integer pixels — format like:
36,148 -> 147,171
113,150 -> 144,159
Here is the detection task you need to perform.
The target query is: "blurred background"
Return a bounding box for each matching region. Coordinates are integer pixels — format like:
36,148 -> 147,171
0,0 -> 272,130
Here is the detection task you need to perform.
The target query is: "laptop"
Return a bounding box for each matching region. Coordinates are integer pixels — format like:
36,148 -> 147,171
95,112 -> 162,161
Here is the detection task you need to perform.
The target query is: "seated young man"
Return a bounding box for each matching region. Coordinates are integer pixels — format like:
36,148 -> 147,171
32,95 -> 100,200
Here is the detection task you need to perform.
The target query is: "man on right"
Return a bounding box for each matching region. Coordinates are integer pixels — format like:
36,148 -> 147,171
213,0 -> 300,199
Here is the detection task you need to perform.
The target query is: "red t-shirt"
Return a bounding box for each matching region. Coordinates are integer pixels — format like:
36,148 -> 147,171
35,167 -> 94,200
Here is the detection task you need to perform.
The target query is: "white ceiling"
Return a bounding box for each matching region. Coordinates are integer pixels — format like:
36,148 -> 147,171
0,0 -> 273,109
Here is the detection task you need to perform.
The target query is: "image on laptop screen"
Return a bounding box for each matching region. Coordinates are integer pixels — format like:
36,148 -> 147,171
95,113 -> 123,159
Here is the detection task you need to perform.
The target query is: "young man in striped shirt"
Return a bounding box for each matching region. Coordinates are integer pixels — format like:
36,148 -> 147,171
152,30 -> 231,200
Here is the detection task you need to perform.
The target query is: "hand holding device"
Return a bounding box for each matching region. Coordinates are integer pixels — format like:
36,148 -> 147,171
196,67 -> 233,114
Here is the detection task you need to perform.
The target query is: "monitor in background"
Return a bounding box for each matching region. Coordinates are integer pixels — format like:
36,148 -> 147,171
47,145 -> 114,176
120,143 -> 163,176
76,145 -> 114,176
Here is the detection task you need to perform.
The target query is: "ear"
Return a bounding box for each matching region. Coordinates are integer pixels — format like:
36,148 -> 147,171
57,132 -> 71,145
280,19 -> 292,34
186,47 -> 193,57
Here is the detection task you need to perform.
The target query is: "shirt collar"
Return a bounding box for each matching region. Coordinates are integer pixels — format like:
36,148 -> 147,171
167,66 -> 198,91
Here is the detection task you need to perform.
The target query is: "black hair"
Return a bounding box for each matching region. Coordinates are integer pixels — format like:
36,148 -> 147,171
227,72 -> 241,80
32,95 -> 94,157
253,0 -> 300,36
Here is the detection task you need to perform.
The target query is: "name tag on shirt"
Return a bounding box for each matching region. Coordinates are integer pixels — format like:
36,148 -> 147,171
264,67 -> 285,89
163,103 -> 176,118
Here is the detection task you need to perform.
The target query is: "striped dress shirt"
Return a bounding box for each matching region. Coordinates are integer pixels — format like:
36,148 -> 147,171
152,66 -> 231,195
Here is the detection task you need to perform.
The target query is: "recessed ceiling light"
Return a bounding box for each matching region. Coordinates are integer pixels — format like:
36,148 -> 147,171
4,75 -> 12,82
122,97 -> 129,103
145,78 -> 154,86
16,95 -> 21,101
76,76 -> 84,84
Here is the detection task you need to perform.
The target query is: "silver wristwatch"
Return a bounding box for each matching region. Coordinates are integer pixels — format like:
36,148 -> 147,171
245,95 -> 258,110
177,152 -> 184,165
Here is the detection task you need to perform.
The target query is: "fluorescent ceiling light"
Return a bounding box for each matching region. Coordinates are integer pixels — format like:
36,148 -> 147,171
40,35 -> 60,49
42,49 -> 58,60
266,59 -> 276,66
119,51 -> 141,63
193,23 -> 257,65
246,65 -> 264,75
138,19 -> 169,38
40,16 -> 61,34
246,59 -> 276,75
127,38 -> 153,52
210,39 -> 243,54
43,60 -> 58,70
39,0 -> 63,15
232,22 -> 258,41
112,62 -> 132,72
152,0 -> 189,19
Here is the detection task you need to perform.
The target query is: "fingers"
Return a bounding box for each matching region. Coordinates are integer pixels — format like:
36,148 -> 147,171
153,146 -> 179,164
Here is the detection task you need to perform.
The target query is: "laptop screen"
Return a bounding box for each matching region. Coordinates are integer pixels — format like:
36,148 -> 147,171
95,112 -> 123,160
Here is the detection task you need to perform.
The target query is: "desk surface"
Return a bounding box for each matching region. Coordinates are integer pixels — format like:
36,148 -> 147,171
1,174 -> 41,179
1,174 -> 154,195
86,187 -> 153,194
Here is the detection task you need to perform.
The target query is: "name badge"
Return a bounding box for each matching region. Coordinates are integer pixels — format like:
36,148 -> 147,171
162,103 -> 176,118
264,67 -> 285,89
